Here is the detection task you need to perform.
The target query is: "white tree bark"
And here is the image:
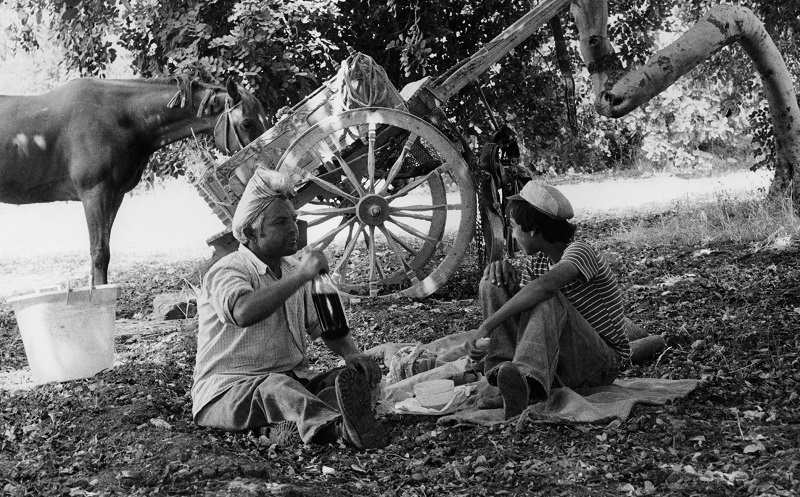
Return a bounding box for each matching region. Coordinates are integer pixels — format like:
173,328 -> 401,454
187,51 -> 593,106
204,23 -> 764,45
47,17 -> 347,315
571,1 -> 800,204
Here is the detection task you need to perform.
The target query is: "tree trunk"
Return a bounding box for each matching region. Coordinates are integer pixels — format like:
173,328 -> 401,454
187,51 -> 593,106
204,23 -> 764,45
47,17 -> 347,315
571,1 -> 800,206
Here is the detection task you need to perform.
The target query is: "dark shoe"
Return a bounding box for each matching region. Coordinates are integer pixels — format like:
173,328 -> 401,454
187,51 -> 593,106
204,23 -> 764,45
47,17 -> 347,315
259,420 -> 301,448
335,368 -> 389,450
497,362 -> 529,420
317,385 -> 339,410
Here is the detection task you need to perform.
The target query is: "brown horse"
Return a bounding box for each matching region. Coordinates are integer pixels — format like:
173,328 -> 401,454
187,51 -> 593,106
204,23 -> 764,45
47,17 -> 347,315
0,76 -> 268,285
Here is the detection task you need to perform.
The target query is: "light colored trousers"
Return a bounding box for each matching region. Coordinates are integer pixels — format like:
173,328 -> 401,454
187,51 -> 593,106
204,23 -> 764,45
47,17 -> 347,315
194,369 -> 342,443
479,278 -> 620,398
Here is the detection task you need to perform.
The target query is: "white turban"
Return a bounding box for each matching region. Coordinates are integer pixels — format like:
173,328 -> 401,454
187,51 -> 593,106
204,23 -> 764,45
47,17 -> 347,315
232,168 -> 295,244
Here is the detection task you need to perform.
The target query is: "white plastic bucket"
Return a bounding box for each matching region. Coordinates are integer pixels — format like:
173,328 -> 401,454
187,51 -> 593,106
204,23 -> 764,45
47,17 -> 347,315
7,284 -> 121,385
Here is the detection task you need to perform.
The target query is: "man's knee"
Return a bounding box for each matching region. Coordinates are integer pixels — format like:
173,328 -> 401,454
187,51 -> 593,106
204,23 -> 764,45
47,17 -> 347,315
529,292 -> 568,320
478,276 -> 510,302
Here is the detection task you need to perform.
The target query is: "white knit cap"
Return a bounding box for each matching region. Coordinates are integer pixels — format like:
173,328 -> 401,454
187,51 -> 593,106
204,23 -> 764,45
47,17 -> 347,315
508,182 -> 574,220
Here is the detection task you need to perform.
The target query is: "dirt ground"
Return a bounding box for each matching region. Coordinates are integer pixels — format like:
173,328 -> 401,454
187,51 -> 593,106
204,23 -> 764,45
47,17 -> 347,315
1,171 -> 798,496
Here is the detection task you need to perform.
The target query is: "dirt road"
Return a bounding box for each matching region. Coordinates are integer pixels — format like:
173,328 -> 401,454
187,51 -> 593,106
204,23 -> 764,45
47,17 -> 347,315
0,167 -> 771,297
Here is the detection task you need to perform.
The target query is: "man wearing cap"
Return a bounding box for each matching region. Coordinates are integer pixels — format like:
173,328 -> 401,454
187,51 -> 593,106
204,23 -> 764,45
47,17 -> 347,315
191,168 -> 388,450
468,182 -> 631,419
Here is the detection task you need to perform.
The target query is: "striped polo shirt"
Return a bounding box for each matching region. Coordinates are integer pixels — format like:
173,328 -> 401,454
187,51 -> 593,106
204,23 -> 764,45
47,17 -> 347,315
521,240 -> 630,364
192,245 -> 321,418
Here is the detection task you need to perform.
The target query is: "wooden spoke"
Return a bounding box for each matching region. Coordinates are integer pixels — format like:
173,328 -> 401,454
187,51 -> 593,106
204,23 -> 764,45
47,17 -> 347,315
389,211 -> 434,222
386,164 -> 451,201
297,206 -> 355,217
379,132 -> 418,195
389,203 -> 451,212
385,171 -> 435,201
388,218 -> 440,244
379,226 -> 421,286
362,227 -> 387,280
317,138 -> 366,197
304,173 -> 358,204
304,212 -> 349,228
367,122 -> 376,193
386,227 -> 419,257
367,226 -> 378,297
309,216 -> 357,251
333,222 -> 365,284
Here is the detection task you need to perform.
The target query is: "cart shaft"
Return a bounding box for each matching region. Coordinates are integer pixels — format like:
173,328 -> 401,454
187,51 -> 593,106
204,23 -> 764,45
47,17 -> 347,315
430,0 -> 572,103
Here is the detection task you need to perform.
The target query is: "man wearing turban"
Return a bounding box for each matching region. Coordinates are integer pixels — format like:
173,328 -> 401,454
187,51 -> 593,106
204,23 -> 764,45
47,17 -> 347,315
191,168 -> 388,450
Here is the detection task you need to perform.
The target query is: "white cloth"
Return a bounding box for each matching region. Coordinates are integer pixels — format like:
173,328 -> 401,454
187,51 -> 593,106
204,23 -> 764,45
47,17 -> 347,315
232,168 -> 294,243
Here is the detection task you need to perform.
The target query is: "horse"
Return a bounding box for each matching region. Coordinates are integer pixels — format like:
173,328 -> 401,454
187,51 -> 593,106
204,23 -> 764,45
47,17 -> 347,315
0,76 -> 268,285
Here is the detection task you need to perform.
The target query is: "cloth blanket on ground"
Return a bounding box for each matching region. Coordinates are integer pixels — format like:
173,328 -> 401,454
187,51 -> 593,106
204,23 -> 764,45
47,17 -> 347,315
370,328 -> 696,426
381,368 -> 697,426
435,377 -> 698,427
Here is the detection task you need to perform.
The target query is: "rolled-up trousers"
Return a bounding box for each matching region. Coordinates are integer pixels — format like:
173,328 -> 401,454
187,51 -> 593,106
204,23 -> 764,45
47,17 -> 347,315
480,278 -> 620,399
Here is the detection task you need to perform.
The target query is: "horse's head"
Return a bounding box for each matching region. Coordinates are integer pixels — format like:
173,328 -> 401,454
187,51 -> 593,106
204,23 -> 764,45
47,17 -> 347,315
200,78 -> 268,155
169,76 -> 267,153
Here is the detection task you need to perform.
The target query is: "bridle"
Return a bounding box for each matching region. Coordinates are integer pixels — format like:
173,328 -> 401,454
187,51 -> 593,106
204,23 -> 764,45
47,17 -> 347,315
212,98 -> 246,155
195,86 -> 247,155
169,79 -> 255,155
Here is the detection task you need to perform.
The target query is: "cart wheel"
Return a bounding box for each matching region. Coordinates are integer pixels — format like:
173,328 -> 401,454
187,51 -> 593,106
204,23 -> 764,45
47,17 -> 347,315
276,107 -> 476,299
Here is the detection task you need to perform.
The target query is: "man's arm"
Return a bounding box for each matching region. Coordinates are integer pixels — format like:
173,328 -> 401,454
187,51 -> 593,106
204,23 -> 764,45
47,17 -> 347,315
231,250 -> 326,327
324,335 -> 382,387
232,272 -> 310,327
478,260 -> 581,337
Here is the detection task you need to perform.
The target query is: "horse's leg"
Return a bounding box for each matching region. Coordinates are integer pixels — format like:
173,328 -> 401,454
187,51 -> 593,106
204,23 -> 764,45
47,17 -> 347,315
80,185 -> 116,286
105,193 -> 126,280
106,193 -> 125,240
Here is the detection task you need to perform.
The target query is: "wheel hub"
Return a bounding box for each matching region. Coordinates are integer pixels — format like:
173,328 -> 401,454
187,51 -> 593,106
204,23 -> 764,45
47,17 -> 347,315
356,194 -> 390,226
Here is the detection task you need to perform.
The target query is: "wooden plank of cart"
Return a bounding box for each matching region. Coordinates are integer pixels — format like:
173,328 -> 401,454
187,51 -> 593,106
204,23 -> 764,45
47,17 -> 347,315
194,0 -> 571,299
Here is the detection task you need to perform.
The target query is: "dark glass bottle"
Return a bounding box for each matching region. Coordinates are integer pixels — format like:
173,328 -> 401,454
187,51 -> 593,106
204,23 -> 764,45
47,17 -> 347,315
311,273 -> 350,340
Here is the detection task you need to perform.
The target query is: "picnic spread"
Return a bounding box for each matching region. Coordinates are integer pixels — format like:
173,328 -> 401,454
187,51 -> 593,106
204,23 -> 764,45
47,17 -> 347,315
368,328 -> 696,426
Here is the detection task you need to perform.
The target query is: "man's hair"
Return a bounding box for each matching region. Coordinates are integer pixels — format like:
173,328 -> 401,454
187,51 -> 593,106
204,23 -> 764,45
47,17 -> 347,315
507,198 -> 577,243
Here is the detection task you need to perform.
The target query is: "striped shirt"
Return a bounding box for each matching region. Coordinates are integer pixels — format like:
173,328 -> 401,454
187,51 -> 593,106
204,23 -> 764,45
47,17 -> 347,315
191,245 -> 321,418
521,240 -> 630,364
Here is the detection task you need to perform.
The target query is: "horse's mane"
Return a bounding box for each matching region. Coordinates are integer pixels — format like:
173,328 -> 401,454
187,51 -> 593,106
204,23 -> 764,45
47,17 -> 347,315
110,76 -> 211,88
123,74 -> 263,118
167,75 -> 205,110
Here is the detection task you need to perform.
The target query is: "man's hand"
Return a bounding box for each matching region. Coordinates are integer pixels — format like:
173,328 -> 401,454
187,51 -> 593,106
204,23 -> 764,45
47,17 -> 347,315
466,335 -> 491,361
297,248 -> 329,280
345,353 -> 382,388
324,336 -> 381,386
483,260 -> 519,293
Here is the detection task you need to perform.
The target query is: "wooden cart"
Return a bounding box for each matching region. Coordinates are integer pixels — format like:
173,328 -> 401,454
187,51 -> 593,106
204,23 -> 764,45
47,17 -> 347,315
194,0 -> 572,299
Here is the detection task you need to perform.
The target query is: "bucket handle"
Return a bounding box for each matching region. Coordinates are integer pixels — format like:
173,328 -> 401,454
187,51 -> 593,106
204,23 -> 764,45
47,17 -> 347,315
64,275 -> 95,305
35,285 -> 62,293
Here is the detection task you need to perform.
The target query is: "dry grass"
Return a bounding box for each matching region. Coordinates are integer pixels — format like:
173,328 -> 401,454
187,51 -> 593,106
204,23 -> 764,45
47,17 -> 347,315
610,189 -> 800,249
182,138 -> 222,183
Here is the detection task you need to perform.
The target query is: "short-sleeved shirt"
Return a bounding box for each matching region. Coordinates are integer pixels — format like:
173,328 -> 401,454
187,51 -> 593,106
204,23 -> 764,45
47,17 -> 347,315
191,245 -> 321,417
521,240 -> 630,364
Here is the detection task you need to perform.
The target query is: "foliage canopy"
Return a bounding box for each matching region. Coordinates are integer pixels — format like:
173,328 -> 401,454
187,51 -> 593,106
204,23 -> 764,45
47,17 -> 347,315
4,0 -> 799,177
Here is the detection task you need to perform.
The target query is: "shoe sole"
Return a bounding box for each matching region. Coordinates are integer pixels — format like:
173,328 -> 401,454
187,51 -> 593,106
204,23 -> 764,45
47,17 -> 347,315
269,420 -> 301,448
335,368 -> 388,450
498,362 -> 529,420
